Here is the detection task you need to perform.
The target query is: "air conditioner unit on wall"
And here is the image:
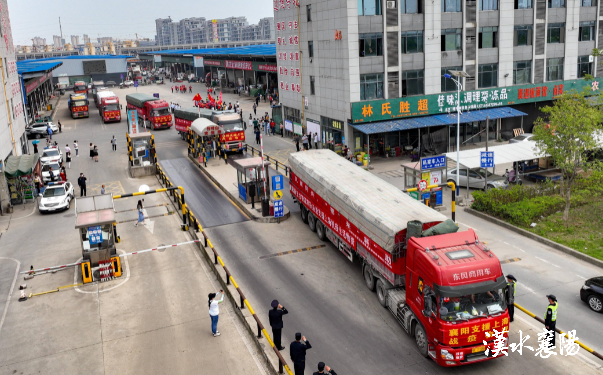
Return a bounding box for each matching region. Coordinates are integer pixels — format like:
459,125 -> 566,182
386,1 -> 397,9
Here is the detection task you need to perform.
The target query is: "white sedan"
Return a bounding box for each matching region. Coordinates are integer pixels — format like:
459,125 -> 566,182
123,80 -> 134,86
40,147 -> 63,165
41,162 -> 61,184
39,181 -> 74,213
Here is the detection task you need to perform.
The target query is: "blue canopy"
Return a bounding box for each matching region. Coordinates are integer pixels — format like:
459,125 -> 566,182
142,44 -> 276,57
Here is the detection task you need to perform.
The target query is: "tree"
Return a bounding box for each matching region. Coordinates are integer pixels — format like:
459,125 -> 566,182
533,89 -> 602,221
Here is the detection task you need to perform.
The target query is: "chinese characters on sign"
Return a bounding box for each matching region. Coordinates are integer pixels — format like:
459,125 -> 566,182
225,60 -> 252,71
421,155 -> 446,170
276,1 -> 301,100
480,151 -> 494,168
274,200 -> 284,218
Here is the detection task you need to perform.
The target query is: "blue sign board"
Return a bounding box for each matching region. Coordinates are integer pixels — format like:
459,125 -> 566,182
153,93 -> 159,98
421,155 -> 446,170
238,183 -> 247,202
128,110 -> 138,134
274,200 -> 284,218
272,175 -> 283,190
88,226 -> 103,245
134,81 -> 138,88
480,151 -> 494,168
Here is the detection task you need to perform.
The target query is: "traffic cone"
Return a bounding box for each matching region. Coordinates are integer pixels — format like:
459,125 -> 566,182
18,289 -> 27,302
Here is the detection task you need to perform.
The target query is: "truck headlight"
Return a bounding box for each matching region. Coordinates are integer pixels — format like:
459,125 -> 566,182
440,349 -> 454,360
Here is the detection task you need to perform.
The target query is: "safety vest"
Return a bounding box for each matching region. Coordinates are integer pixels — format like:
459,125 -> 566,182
508,281 -> 516,296
544,302 -> 558,322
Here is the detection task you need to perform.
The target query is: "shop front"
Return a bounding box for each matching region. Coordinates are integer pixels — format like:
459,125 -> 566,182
320,116 -> 344,154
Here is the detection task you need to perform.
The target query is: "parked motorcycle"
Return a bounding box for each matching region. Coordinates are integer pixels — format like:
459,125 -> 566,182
503,169 -> 523,186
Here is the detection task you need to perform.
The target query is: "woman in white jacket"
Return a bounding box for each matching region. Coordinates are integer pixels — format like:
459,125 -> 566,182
208,290 -> 224,337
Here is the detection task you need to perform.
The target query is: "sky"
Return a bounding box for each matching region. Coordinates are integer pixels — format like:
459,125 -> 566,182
9,0 -> 273,45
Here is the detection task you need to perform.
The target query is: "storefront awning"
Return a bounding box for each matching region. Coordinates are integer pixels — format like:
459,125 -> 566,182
4,154 -> 40,177
349,106 -> 527,135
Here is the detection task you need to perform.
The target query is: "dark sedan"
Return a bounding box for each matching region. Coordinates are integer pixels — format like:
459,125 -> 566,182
580,276 -> 603,313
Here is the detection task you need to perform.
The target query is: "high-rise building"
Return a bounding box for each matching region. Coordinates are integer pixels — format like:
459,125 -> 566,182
83,34 -> 90,44
258,17 -> 275,40
97,37 -> 113,45
31,37 -> 46,46
52,35 -> 62,48
155,17 -> 174,46
71,35 -> 80,46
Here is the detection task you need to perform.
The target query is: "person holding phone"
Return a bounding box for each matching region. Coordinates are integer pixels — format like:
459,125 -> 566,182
208,289 -> 225,337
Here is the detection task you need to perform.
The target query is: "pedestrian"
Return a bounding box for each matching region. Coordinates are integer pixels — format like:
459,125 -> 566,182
49,168 -> 56,182
47,125 -> 53,140
313,362 -> 337,375
253,102 -> 257,115
171,86 -> 174,93
544,294 -> 558,348
58,120 -> 62,133
77,173 -> 87,196
208,289 -> 225,337
308,133 -> 312,149
302,134 -> 309,150
255,128 -> 261,145
111,135 -> 117,151
253,118 -> 259,131
59,167 -> 66,182
236,100 -> 239,108
506,274 -> 517,322
89,143 -> 94,158
271,120 -> 276,136
290,333 -> 312,375
294,134 -> 300,152
280,122 -> 284,137
264,120 -> 269,135
33,173 -> 42,197
135,199 -> 145,226
313,133 -> 319,149
93,145 -> 99,162
33,142 -> 38,154
269,300 -> 288,351
74,140 -> 79,157
65,151 -> 72,169
101,184 -> 106,194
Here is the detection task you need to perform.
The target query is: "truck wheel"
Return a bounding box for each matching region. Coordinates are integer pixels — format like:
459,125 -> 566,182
363,264 -> 375,291
376,279 -> 387,307
316,220 -> 326,241
308,213 -> 316,232
300,205 -> 309,224
414,324 -> 429,358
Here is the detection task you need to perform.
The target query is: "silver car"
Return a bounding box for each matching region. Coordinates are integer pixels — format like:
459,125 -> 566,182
40,147 -> 63,165
509,133 -> 534,144
447,168 -> 508,190
41,162 -> 61,184
25,122 -> 59,139
39,181 -> 74,213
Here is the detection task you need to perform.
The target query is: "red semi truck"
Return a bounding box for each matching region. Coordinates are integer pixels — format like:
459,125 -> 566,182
289,150 -> 510,367
174,107 -> 213,139
211,111 -> 245,153
125,93 -> 172,130
100,96 -> 121,123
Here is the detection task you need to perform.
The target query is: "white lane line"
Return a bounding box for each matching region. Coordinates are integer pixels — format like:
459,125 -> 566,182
185,231 -> 268,375
0,257 -> 20,340
0,204 -> 38,223
73,249 -> 131,294
534,256 -> 561,268
503,241 -> 526,253
575,275 -> 587,280
518,283 -> 538,295
457,222 -> 478,231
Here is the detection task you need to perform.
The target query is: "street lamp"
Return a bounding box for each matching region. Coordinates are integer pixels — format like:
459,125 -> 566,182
444,70 -> 469,196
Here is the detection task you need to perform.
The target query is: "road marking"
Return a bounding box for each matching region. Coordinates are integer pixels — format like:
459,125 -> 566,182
576,274 -> 587,280
114,211 -> 175,224
534,256 -> 561,268
115,203 -> 169,213
500,257 -> 521,264
457,222 -> 478,232
0,257 -> 20,340
74,249 -> 131,294
259,245 -> 326,260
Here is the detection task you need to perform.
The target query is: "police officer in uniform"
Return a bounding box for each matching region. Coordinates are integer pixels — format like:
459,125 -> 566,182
544,294 -> 558,347
290,332 -> 312,375
313,361 -> 337,375
506,275 -> 517,322
268,299 -> 288,351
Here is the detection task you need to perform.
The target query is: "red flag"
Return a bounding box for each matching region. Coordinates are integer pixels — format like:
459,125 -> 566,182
219,92 -> 222,102
193,93 -> 201,102
208,93 -> 214,103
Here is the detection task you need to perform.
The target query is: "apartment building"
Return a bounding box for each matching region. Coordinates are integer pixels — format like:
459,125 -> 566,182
276,0 -> 603,155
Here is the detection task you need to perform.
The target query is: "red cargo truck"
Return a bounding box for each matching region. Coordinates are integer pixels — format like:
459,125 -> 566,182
73,80 -> 87,94
125,93 -> 172,130
68,93 -> 89,119
100,96 -> 121,123
174,107 -> 213,139
289,150 -> 510,367
211,111 -> 245,153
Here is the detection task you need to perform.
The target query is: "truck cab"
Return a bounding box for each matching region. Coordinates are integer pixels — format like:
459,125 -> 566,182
146,100 -> 172,129
100,97 -> 121,123
404,229 -> 509,366
68,93 -> 89,119
211,112 -> 244,153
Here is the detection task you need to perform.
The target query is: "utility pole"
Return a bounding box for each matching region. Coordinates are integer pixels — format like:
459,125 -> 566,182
59,17 -> 63,45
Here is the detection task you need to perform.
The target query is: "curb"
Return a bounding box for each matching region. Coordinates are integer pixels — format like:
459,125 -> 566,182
188,154 -> 291,223
464,207 -> 603,269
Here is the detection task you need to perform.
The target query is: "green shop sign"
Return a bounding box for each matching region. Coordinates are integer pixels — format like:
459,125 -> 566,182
351,77 -> 603,123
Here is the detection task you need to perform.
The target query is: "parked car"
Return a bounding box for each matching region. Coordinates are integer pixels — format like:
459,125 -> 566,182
41,162 -> 61,184
580,276 -> 603,313
106,81 -> 117,87
25,122 -> 59,139
38,181 -> 74,213
123,80 -> 134,86
509,133 -> 535,144
40,147 -> 63,165
447,167 -> 508,190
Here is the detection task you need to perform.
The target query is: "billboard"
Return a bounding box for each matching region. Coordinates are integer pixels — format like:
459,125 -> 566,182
193,56 -> 204,68
154,55 -> 162,63
212,20 -> 219,43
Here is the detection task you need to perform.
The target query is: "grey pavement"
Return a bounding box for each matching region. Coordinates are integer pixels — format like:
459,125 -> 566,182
0,96 -> 267,375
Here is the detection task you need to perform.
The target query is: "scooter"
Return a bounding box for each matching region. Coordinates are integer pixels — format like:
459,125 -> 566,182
504,170 -> 523,186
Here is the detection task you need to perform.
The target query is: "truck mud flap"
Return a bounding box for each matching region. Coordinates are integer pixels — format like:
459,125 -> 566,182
326,228 -> 353,262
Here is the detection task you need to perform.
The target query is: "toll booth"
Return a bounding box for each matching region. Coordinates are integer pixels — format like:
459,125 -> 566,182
75,194 -> 121,283
233,157 -> 271,204
128,132 -> 157,177
402,159 -> 446,207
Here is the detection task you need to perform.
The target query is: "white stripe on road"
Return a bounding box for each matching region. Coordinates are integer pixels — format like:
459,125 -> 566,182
502,241 -> 526,253
457,222 -> 478,232
0,257 -> 20,340
534,256 -> 561,268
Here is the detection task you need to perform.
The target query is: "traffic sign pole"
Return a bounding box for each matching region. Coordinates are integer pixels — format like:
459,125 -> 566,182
485,116 -> 489,192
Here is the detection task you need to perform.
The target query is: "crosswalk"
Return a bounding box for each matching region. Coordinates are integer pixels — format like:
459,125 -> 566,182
154,141 -> 186,150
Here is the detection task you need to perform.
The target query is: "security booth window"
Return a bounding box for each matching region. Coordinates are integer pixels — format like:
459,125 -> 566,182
547,23 -> 565,43
579,21 -> 595,41
479,0 -> 498,10
360,74 -> 384,100
546,58 -> 564,81
479,27 -> 498,49
401,31 -> 424,54
515,0 -> 532,8
442,0 -> 461,12
478,63 -> 498,88
359,33 -> 383,57
441,29 -> 462,51
514,25 -> 532,46
578,55 -> 592,78
358,0 -> 382,15
402,70 -> 424,96
441,67 -> 462,92
401,0 -> 422,13
513,61 -> 532,85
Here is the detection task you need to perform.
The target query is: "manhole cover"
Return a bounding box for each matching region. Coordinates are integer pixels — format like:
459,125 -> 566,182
63,213 -> 75,218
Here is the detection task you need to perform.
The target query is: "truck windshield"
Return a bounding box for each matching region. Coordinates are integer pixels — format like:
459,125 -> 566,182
152,108 -> 170,117
74,85 -> 86,91
72,100 -> 87,107
105,104 -> 119,112
220,121 -> 243,132
438,288 -> 506,322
